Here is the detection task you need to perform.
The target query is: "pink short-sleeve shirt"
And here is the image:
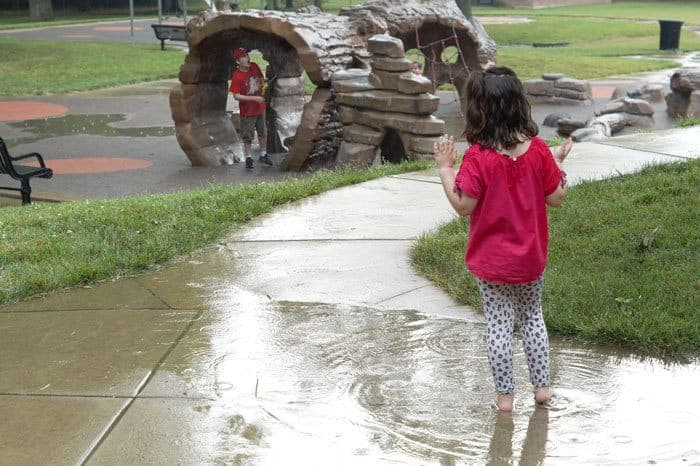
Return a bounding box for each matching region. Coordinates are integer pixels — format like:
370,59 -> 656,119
454,137 -> 563,283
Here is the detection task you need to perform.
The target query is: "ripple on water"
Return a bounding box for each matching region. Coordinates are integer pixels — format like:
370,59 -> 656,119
189,298 -> 699,465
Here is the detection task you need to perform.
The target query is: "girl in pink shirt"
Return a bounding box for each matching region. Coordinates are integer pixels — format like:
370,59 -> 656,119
433,66 -> 572,412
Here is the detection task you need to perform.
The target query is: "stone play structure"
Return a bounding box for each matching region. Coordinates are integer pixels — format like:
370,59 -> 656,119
169,0 -> 496,169
550,97 -> 655,141
665,68 -> 700,118
524,73 -> 593,105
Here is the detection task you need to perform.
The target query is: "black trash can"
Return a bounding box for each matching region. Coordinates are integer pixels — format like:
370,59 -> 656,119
658,19 -> 683,50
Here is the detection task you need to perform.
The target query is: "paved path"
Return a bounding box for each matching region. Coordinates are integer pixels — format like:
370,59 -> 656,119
0,126 -> 698,464
1,20 -> 699,463
0,18 -> 185,44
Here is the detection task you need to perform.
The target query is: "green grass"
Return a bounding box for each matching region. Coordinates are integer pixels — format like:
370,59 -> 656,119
473,2 -> 700,25
411,160 -> 700,360
0,160 -> 430,304
677,116 -> 700,128
485,17 -> 700,80
0,39 -> 184,95
2,3 -> 699,94
0,11 -> 149,30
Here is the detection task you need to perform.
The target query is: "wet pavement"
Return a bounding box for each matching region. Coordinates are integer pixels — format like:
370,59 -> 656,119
1,124 -> 699,463
1,20 -> 700,465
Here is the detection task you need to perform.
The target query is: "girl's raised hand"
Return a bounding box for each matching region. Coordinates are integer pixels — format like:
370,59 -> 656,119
555,137 -> 573,163
434,135 -> 457,169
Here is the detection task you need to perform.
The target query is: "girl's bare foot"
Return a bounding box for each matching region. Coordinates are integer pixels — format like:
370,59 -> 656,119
496,393 -> 514,412
534,387 -> 551,404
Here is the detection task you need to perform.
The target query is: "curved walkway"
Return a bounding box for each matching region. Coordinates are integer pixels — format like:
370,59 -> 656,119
0,127 -> 698,464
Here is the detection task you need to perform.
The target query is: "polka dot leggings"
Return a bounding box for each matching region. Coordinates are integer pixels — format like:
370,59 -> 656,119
475,276 -> 550,395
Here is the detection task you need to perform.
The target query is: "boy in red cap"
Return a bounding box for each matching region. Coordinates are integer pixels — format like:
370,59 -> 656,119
229,47 -> 273,168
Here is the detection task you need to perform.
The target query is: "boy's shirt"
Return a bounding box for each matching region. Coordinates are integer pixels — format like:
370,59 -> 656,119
229,62 -> 266,117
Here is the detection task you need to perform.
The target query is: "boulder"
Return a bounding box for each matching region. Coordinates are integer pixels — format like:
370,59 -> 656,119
556,118 -> 588,136
343,124 -> 384,145
335,90 -> 439,115
367,34 -> 405,58
666,91 -> 690,118
371,56 -> 413,73
689,90 -> 700,118
571,126 -> 605,142
543,112 -> 572,127
670,69 -> 700,96
335,140 -> 379,167
598,97 -> 654,116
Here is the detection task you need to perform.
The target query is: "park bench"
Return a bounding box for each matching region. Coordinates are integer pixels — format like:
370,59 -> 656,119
151,24 -> 187,51
0,137 -> 53,205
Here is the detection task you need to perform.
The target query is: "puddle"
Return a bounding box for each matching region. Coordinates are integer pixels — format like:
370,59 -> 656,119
5,114 -> 175,144
147,286 -> 700,465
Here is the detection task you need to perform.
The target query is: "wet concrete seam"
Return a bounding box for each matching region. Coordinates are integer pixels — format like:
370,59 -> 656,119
78,309 -> 204,465
592,141 -> 696,160
226,238 -> 417,243
389,175 -> 442,185
372,284 -> 434,306
0,392 -> 212,401
0,306 -> 177,314
136,279 -> 191,310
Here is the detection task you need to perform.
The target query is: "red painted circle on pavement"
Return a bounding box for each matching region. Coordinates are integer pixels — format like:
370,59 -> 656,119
0,101 -> 68,122
592,85 -> 616,99
92,26 -> 144,32
26,157 -> 153,174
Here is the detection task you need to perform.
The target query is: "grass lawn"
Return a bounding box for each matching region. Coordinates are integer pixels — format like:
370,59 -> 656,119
0,39 -> 185,95
0,10 -> 158,30
473,2 -> 700,24
411,159 -> 700,360
3,2 -> 698,94
0,160 -> 430,305
483,15 -> 700,79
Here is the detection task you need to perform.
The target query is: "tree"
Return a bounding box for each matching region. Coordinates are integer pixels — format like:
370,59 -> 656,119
454,0 -> 472,19
29,0 -> 53,21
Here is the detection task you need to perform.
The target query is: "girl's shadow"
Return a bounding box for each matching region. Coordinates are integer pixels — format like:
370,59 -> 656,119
487,408 -> 549,466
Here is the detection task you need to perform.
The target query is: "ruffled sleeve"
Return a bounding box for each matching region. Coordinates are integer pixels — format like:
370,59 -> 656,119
454,145 -> 484,199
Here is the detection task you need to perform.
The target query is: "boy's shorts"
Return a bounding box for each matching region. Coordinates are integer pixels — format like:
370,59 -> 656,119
240,111 -> 267,143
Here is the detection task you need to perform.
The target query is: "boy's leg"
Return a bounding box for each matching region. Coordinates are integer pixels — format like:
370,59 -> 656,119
240,116 -> 255,168
476,278 -> 517,398
512,276 -> 550,393
256,111 -> 272,166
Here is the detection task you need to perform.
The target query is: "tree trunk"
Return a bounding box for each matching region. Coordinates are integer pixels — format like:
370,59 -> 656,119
29,0 -> 54,21
454,0 -> 472,19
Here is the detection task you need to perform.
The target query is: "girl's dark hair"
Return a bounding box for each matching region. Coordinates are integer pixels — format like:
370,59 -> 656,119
462,66 -> 538,150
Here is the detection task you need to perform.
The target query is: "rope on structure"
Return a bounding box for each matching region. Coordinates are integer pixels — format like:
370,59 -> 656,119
413,20 -> 471,115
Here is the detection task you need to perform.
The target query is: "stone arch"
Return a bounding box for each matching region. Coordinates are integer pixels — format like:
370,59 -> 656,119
393,17 -> 489,103
380,128 -> 407,164
171,10 -> 365,166
170,2 -> 496,168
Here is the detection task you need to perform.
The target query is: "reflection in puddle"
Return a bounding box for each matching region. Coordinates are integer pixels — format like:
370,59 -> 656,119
158,287 -> 700,465
6,114 -> 175,144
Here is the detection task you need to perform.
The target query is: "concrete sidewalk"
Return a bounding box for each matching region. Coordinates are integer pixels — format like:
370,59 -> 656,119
0,125 -> 698,464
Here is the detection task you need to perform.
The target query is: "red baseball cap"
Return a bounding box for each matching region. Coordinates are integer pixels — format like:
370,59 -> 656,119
233,47 -> 248,60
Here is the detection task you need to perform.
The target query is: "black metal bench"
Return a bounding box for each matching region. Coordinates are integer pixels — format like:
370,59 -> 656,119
151,24 -> 187,51
0,137 -> 53,205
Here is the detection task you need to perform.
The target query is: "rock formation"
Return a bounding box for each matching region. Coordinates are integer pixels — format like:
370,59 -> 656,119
567,97 -> 655,141
665,68 -> 700,118
524,73 -> 593,105
169,0 -> 496,169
